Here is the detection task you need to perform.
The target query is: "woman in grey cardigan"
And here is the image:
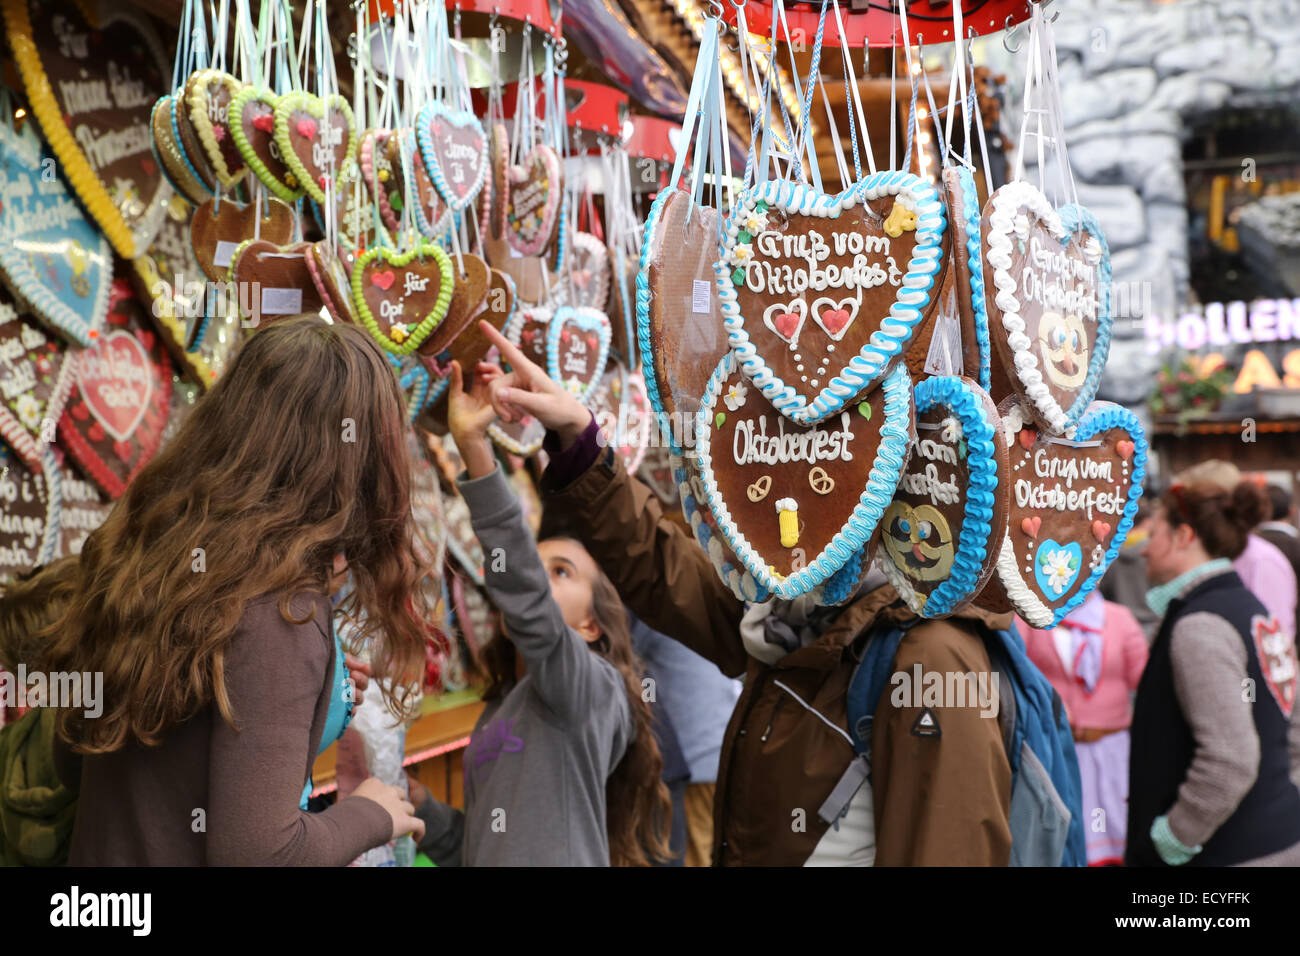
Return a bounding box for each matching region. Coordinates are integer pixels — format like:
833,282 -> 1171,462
1128,479 -> 1300,866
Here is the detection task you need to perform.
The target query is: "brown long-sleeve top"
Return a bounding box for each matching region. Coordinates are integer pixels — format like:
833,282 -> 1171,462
54,592 -> 392,865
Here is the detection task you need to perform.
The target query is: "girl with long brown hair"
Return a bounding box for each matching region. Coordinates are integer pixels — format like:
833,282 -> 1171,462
410,358 -> 671,866
46,317 -> 431,865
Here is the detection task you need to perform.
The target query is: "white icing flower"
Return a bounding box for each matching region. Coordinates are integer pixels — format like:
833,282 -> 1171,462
1013,214 -> 1031,242
723,381 -> 748,411
15,394 -> 40,430
1044,548 -> 1076,596
743,209 -> 768,234
728,242 -> 754,268
940,416 -> 963,444
1083,236 -> 1102,265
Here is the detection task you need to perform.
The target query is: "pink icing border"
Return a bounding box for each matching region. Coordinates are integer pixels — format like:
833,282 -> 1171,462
505,145 -> 561,258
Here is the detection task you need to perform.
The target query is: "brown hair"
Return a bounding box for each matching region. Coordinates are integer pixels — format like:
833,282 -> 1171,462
0,556 -> 78,672
41,318 -> 436,753
481,541 -> 673,867
1160,480 -> 1270,560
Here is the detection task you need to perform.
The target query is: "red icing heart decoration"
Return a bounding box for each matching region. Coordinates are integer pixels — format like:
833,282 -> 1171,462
252,113 -> 274,133
372,270 -> 396,291
1018,427 -> 1037,450
296,118 -> 318,139
1021,517 -> 1042,538
58,282 -> 172,498
1116,439 -> 1134,461
1092,520 -> 1111,542
773,311 -> 802,339
820,308 -> 852,336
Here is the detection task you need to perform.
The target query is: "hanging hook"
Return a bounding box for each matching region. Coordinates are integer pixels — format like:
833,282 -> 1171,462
1003,16 -> 1022,54
708,0 -> 724,20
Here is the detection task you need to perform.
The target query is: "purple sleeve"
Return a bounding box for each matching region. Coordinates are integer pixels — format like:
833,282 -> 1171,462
541,412 -> 601,488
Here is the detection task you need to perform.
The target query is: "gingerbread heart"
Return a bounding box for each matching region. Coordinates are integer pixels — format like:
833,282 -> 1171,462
638,188 -> 728,453
982,180 -> 1112,434
306,241 -> 355,324
508,305 -> 553,370
58,281 -> 172,498
484,121 -> 509,241
228,87 -> 305,202
53,452 -> 112,558
3,0 -> 172,258
418,253 -> 489,357
942,166 -> 992,390
0,443 -> 60,579
434,268 -> 516,373
719,172 -> 947,426
350,242 -> 453,355
360,128 -> 400,230
150,92 -> 213,206
547,307 -> 611,402
312,161 -> 387,262
607,243 -> 637,366
229,239 -> 325,327
273,92 -> 356,205
391,354 -> 437,423
185,69 -> 247,189
557,232 -> 611,312
877,376 -> 1010,619
190,196 -> 295,282
592,364 -> 653,475
487,414 -> 544,457
505,144 -> 562,257
397,128 -> 451,239
416,103 -> 487,213
986,398 -> 1145,628
693,354 -> 914,600
0,287 -> 76,468
0,95 -> 111,346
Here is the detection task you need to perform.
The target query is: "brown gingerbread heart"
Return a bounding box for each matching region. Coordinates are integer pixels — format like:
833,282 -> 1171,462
190,196 -> 295,282
185,69 -> 246,188
151,94 -> 212,207
231,240 -> 325,327
418,253 -> 489,357
307,241 -> 355,324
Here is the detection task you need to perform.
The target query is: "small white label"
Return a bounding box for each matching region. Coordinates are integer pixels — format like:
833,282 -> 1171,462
212,240 -> 240,269
692,280 -> 711,314
261,287 -> 303,315
923,296 -> 964,377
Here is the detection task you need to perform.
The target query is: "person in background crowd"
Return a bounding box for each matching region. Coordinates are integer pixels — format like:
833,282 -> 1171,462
1099,496 -> 1159,641
466,321 -> 1024,867
645,688 -> 691,866
1174,461 -> 1297,643
1258,485 -> 1300,592
626,616 -> 742,866
1128,480 -> 1300,866
1020,590 -> 1148,865
410,360 -> 672,866
43,319 -> 430,865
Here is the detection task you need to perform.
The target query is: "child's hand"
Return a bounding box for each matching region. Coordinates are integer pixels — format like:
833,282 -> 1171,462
476,321 -> 592,450
349,776 -> 425,843
447,360 -> 498,479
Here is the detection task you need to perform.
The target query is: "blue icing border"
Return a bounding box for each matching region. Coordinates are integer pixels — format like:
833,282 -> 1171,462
901,375 -> 1001,618
718,171 -> 946,426
415,103 -> 487,214
400,128 -> 452,239
169,91 -> 215,201
672,456 -> 769,604
635,186 -> 684,454
955,168 -> 992,392
694,357 -> 913,600
1055,204 -> 1113,432
0,115 -> 111,348
1043,403 -> 1146,628
546,305 -> 610,403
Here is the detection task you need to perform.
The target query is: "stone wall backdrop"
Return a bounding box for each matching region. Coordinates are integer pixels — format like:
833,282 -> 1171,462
987,0 -> 1300,409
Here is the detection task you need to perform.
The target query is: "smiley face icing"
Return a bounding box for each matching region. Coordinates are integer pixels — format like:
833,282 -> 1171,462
1038,311 -> 1089,389
883,501 -> 956,583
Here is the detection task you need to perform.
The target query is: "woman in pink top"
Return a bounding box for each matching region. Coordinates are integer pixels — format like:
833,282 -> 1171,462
1019,590 -> 1149,865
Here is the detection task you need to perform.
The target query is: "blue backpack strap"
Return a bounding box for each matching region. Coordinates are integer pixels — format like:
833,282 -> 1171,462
818,623 -> 912,828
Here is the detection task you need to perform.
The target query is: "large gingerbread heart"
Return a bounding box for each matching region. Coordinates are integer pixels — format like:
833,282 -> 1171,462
0,443 -> 60,579
58,281 -> 172,498
982,180 -> 1112,434
943,166 -> 992,391
419,253 -> 489,358
52,451 -> 112,558
228,87 -> 304,202
190,195 -> 294,282
505,144 -> 562,257
547,306 -> 610,402
986,398 -> 1145,628
557,232 -> 610,312
184,69 -> 246,189
427,268 -> 516,375
0,286 -> 76,468
876,376 -> 1010,619
398,128 -> 451,238
3,0 -> 172,258
350,242 -> 453,355
719,172 -> 947,426
637,188 -> 728,454
273,92 -> 356,205
416,103 -> 487,213
0,98 -> 111,347
694,354 -> 914,600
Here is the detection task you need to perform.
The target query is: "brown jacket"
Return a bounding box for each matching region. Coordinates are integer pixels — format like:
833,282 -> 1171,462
542,449 -> 1013,866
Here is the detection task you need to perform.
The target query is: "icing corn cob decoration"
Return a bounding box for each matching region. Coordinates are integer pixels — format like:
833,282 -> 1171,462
776,498 -> 800,548
883,195 -> 919,237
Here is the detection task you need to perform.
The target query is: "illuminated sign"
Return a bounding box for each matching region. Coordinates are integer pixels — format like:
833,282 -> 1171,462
1146,299 -> 1300,394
